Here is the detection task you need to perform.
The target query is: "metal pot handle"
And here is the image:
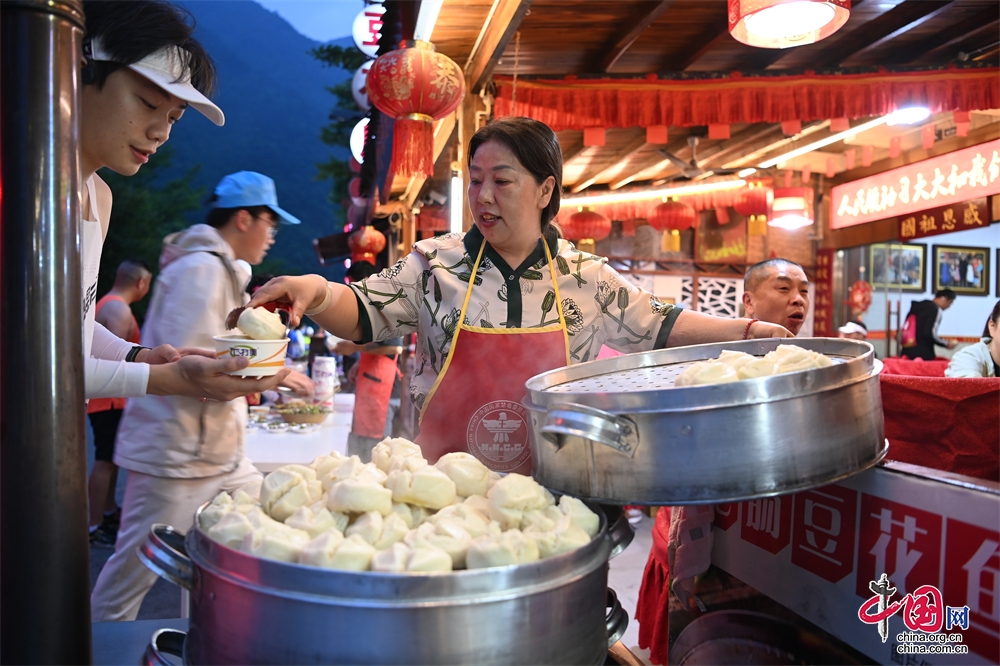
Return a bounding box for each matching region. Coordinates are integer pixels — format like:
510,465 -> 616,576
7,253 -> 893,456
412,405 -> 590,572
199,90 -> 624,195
541,402 -> 640,458
137,524 -> 194,591
142,628 -> 186,666
606,588 -> 629,648
602,505 -> 635,559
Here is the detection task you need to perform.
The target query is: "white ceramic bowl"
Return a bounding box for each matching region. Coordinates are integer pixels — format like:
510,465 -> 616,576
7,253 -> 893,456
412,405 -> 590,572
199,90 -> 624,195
212,334 -> 289,377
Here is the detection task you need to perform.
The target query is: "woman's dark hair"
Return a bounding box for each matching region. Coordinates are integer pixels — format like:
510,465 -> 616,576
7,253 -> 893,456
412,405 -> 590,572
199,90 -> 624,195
82,0 -> 217,96
467,117 -> 563,232
205,193 -> 271,229
984,300 -> 1000,339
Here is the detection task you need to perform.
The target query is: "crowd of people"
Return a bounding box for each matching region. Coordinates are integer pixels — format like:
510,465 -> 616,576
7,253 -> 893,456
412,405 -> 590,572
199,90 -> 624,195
76,0 -> 996,630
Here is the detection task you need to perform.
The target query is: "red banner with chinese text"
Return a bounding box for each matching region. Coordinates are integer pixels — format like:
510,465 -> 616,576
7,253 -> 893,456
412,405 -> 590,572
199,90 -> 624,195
898,198 -> 989,241
813,249 -> 834,336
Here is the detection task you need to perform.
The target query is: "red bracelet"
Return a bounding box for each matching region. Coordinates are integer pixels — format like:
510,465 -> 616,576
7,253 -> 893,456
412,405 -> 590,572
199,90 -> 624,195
742,318 -> 759,340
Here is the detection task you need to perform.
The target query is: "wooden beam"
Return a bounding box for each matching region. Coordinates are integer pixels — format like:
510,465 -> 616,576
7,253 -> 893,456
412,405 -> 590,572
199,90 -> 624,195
403,112 -> 458,207
894,9 -> 1000,64
464,0 -> 533,93
840,2 -> 958,66
755,0 -> 953,70
670,22 -> 728,72
596,0 -> 676,72
569,133 -> 648,193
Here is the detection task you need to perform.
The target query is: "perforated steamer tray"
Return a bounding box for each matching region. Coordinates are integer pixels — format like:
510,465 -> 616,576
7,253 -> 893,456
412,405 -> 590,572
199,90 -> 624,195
523,338 -> 887,505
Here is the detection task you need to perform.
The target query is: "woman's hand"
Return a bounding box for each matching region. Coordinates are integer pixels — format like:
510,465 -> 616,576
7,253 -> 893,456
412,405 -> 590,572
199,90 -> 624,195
280,369 -> 314,396
147,355 -> 291,401
135,344 -> 181,365
747,321 -> 795,339
246,275 -> 331,327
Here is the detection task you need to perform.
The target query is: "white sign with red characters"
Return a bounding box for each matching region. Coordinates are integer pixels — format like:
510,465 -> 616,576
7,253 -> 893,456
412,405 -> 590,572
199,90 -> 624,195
830,138 -> 1000,229
711,462 -> 1000,665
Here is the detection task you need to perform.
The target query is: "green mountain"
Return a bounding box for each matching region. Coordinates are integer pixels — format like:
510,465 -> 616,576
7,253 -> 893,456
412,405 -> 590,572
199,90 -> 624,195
163,0 -> 355,279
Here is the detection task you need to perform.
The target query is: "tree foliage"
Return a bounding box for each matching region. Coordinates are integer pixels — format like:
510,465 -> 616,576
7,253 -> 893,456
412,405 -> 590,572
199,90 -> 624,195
97,147 -> 204,322
311,44 -> 369,208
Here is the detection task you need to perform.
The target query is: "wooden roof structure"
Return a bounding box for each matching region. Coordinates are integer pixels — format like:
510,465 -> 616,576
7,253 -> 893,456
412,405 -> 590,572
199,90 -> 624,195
390,0 -> 1000,224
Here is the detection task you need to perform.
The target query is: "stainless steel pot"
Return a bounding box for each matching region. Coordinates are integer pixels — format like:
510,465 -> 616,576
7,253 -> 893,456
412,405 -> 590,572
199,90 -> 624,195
525,338 -> 887,505
140,503 -> 633,665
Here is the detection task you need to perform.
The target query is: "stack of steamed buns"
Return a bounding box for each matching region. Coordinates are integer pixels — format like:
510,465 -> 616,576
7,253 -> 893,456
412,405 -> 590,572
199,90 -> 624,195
200,438 -> 599,573
675,344 -> 833,387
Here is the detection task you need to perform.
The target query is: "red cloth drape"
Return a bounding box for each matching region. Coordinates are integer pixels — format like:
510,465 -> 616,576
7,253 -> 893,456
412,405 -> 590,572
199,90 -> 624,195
881,375 -> 1000,482
495,67 -> 1000,130
636,507 -> 672,666
880,357 -> 950,377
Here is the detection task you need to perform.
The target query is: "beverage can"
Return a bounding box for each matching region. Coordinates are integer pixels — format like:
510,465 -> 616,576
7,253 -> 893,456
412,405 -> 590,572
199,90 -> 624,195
312,356 -> 339,409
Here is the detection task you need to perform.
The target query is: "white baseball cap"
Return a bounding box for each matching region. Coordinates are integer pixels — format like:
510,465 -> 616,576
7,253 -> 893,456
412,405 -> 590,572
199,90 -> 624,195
838,322 -> 868,338
88,37 -> 225,126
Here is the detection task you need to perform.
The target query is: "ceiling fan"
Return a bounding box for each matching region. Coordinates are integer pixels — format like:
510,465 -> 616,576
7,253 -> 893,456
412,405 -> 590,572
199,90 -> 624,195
656,136 -> 741,183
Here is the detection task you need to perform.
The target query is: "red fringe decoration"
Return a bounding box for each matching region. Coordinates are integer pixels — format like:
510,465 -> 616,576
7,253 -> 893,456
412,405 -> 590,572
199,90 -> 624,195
393,116 -> 434,178
559,187 -> 744,223
494,68 -> 999,130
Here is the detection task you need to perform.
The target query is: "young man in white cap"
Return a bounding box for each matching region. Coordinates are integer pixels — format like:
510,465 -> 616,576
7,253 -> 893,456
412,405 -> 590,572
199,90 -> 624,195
79,0 -> 288,405
91,172 -> 305,621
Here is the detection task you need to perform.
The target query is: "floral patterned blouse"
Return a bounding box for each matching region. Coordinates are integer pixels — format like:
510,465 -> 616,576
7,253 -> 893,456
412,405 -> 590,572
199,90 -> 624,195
350,225 -> 681,411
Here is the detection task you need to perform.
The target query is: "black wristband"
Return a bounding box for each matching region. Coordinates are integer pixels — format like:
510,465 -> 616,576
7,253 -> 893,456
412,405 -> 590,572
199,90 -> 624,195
125,345 -> 148,362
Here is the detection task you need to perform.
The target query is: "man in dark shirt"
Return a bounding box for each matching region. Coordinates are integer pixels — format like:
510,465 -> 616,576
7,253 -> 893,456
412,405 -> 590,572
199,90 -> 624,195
902,289 -> 957,360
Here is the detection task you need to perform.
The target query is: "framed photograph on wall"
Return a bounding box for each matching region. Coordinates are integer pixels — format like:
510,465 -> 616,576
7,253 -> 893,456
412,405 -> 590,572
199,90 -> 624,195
932,245 -> 990,296
869,243 -> 926,293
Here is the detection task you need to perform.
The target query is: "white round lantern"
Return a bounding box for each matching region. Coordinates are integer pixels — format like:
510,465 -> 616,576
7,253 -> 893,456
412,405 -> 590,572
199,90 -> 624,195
350,118 -> 369,164
352,62 -> 372,111
352,4 -> 385,58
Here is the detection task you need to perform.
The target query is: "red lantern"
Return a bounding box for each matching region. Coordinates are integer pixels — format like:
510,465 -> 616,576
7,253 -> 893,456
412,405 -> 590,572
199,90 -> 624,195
734,184 -> 773,236
348,225 -> 386,265
728,0 -> 851,50
563,209 -> 610,253
849,280 -> 873,314
648,200 -> 696,253
366,40 -> 465,178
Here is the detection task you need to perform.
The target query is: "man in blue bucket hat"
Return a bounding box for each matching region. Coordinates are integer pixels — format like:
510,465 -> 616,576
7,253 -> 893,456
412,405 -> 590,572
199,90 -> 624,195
92,172 -> 311,621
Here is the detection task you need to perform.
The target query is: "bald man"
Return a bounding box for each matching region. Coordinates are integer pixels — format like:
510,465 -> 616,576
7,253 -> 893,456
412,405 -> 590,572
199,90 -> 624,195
742,258 -> 810,336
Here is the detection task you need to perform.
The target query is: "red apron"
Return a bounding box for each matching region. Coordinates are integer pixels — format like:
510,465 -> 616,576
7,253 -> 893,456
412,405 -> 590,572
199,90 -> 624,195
416,241 -> 569,475
352,352 -> 399,439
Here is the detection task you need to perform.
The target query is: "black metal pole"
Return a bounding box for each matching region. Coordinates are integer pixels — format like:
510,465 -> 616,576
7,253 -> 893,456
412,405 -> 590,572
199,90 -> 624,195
1,1 -> 91,663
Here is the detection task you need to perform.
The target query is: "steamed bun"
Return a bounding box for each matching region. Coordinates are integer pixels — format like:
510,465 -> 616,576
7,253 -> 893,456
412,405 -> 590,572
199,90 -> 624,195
237,306 -> 286,340
371,542 -> 412,573
242,525 -> 311,563
327,476 -> 393,516
558,495 -> 600,538
387,465 -> 457,509
487,474 -> 554,530
199,491 -> 234,531
371,437 -> 425,473
466,528 -> 540,569
434,452 -> 491,498
523,514 -> 591,558
260,467 -> 322,522
300,533 -> 375,571
284,504 -> 343,538
207,511 -> 255,549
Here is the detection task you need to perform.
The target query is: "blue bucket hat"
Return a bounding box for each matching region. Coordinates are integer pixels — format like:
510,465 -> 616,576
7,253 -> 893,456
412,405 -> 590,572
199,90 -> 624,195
212,171 -> 301,225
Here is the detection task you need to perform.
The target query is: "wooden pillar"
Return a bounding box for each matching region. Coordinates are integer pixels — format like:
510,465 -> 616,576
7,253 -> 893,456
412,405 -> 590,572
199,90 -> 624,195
458,92 -> 487,232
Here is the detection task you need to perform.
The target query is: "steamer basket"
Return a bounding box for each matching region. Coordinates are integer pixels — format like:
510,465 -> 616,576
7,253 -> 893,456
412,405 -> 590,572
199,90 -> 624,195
524,338 -> 886,505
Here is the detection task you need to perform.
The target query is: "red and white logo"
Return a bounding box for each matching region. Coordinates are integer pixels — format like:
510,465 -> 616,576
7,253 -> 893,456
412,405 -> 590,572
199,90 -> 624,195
466,400 -> 531,472
943,518 -> 1000,660
740,496 -> 792,554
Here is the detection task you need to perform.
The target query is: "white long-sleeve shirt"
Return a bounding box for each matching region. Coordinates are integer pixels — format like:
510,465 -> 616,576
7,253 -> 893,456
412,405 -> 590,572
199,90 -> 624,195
82,174 -> 149,399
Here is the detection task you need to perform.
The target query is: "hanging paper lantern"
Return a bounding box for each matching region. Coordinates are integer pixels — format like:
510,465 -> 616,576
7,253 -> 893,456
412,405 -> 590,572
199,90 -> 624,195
849,280 -> 873,314
734,183 -> 774,237
564,208 -> 610,253
728,0 -> 851,49
366,40 -> 465,178
770,187 -> 815,230
648,199 -> 696,253
351,61 -> 372,111
348,225 -> 386,265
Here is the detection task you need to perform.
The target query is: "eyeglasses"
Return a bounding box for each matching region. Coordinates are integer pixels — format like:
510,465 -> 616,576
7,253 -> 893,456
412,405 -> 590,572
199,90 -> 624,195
252,213 -> 279,239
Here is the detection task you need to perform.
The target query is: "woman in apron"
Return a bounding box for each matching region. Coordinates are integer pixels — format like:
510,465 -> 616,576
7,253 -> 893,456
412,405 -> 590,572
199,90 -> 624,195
248,117 -> 793,472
